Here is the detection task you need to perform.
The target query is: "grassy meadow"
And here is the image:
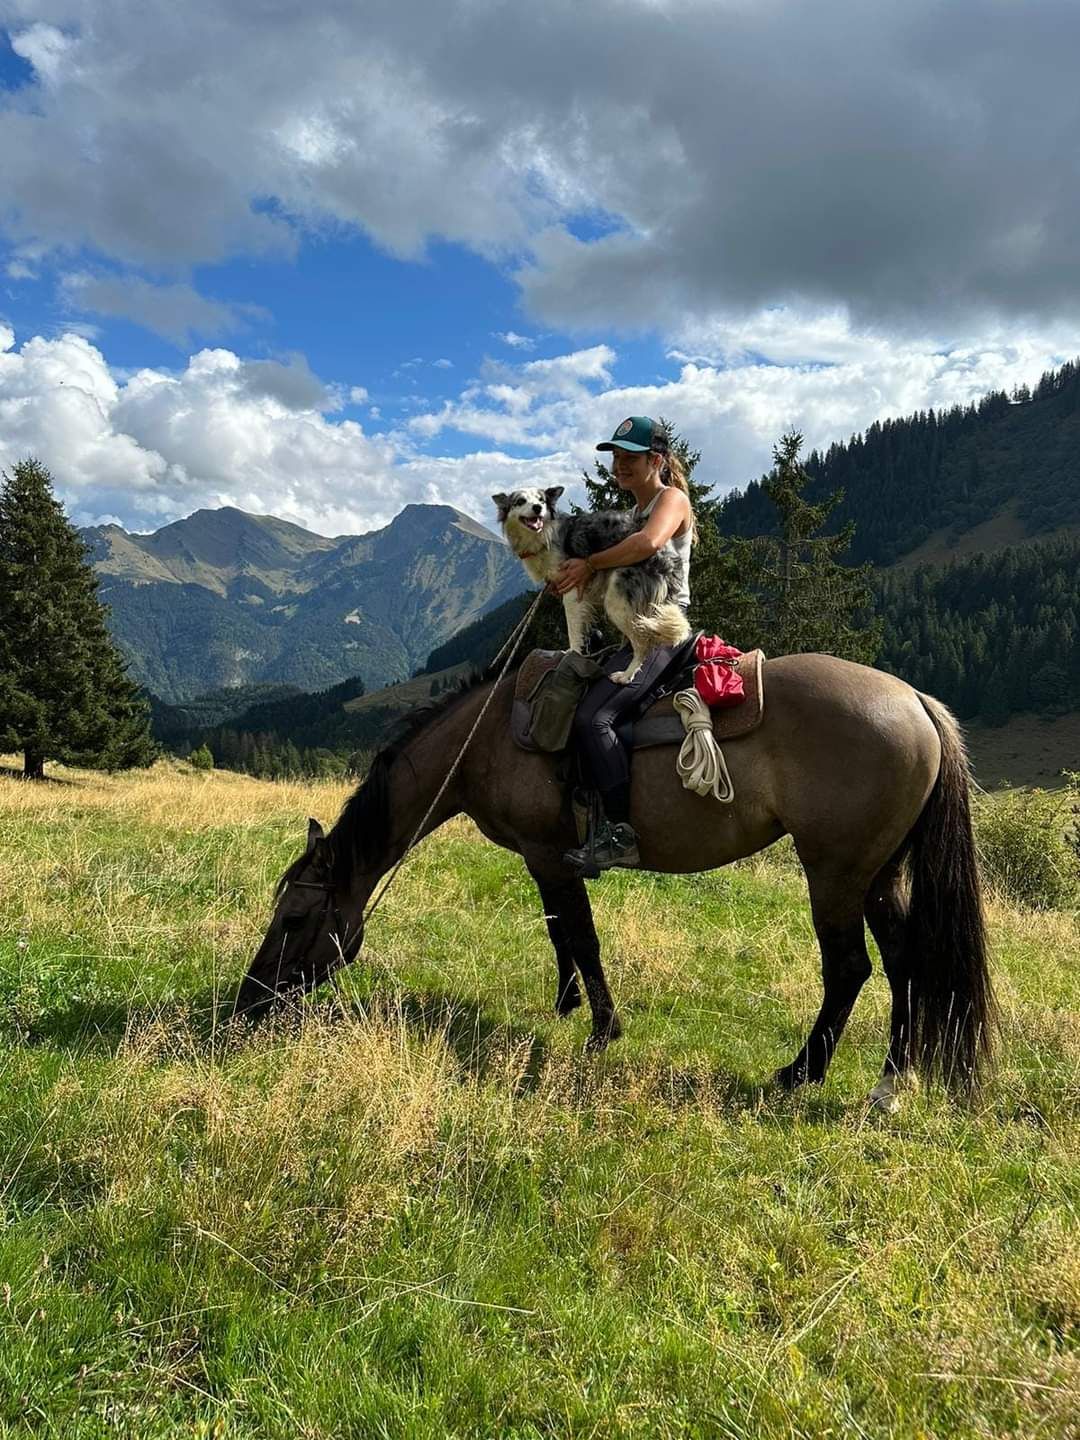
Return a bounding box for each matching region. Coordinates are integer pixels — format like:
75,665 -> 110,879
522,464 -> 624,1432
0,757 -> 1078,1438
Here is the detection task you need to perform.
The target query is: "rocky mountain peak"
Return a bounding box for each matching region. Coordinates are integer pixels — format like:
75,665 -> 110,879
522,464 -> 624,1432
78,501 -> 524,701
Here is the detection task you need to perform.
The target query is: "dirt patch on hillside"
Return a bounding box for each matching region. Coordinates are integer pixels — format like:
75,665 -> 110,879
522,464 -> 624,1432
967,711 -> 1080,790
892,500 -> 1080,570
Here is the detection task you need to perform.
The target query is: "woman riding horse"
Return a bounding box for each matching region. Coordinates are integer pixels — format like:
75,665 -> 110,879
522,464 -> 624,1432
553,415 -> 695,875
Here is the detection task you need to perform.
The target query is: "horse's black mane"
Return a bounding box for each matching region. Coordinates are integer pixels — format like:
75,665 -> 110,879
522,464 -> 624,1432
317,664 -> 514,889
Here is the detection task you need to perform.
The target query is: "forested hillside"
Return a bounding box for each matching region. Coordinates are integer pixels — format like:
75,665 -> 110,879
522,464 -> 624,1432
414,537 -> 1080,740
157,674 -> 383,777
718,359 -> 1080,563
148,683 -> 303,742
420,591 -> 537,674
876,536 -> 1080,725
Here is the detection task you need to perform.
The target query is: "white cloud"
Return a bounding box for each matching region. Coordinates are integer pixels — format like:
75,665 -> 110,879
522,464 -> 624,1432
9,23 -> 75,87
433,358 -> 453,370
60,273 -> 267,345
4,0 -> 1080,346
1,323 -> 1075,545
495,331 -> 536,351
409,311 -> 1080,498
0,326 -> 394,532
348,385 -> 368,404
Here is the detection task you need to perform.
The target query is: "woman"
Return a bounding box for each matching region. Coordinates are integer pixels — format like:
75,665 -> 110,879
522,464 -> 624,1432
551,415 -> 695,874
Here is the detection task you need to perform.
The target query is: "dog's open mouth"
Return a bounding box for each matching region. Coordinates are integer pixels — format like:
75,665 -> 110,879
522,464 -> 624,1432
521,516 -> 544,532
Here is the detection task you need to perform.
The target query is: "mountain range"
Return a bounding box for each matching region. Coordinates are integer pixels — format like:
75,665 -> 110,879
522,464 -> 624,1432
81,503 -> 526,702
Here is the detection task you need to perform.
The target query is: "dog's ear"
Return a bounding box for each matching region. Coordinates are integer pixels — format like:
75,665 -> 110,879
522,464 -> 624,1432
544,486 -> 565,508
491,492 -> 511,519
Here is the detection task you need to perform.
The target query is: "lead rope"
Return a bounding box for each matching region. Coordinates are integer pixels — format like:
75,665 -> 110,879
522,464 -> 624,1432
359,587 -> 547,929
673,687 -> 735,803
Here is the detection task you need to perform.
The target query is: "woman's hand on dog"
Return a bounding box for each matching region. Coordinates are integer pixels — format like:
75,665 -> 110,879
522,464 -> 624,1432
551,558 -> 592,599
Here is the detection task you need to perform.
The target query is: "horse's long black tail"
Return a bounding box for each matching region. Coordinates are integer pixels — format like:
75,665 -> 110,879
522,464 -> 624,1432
906,694 -> 997,1091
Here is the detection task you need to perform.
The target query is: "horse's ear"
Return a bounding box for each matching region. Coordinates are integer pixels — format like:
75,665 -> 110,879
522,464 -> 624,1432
544,486 -> 564,507
306,817 -> 325,853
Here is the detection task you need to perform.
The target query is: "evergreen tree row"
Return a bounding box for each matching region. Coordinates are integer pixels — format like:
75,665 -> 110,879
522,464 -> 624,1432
876,537 -> 1080,724
183,728 -> 361,780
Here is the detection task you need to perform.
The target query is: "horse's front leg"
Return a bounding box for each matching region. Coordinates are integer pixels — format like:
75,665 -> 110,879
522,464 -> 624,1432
530,871 -> 583,1017
529,869 -> 622,1049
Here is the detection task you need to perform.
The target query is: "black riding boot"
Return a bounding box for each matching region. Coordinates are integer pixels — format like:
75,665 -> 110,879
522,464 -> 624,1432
563,782 -> 641,877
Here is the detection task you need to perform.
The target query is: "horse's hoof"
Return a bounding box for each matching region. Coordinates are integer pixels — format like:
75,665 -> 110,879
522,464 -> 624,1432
868,1072 -> 916,1113
585,1014 -> 623,1052
555,987 -> 583,1018
773,1062 -> 806,1091
868,1085 -> 901,1115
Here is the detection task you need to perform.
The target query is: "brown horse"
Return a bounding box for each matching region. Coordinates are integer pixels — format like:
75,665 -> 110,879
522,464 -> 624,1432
237,653 -> 996,1107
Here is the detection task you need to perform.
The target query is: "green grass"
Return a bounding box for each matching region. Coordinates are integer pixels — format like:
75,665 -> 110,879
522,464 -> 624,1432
1,761 -> 1078,1438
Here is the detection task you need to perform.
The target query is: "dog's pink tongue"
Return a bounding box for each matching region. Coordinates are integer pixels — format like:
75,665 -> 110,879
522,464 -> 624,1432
523,517 -> 543,531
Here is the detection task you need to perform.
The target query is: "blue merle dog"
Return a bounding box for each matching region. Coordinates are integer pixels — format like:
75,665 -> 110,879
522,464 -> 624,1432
493,486 -> 690,684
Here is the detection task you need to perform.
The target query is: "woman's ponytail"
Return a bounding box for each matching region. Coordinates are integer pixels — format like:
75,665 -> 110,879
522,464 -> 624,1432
660,451 -> 697,543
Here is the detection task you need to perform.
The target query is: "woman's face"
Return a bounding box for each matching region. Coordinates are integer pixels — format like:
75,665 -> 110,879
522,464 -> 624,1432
611,448 -> 656,488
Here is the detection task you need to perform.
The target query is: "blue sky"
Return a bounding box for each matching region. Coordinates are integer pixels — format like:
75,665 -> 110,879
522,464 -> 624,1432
2,1 -> 1079,536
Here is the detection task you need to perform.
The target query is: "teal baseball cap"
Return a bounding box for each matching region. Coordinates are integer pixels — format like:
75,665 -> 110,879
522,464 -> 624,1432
596,415 -> 668,454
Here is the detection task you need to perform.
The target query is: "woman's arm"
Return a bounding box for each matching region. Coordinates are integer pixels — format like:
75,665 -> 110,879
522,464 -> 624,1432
552,488 -> 690,597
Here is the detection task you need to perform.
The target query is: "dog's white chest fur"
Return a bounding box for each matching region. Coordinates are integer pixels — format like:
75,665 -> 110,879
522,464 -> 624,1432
517,544 -> 560,586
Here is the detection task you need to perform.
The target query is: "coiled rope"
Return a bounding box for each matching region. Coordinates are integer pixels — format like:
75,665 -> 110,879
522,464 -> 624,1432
673,687 -> 735,803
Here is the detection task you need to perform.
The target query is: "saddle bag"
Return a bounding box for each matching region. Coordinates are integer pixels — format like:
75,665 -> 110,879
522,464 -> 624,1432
523,649 -> 609,752
693,635 -> 745,707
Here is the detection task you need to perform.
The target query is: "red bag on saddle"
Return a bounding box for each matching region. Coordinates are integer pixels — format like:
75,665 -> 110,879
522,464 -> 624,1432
693,635 -> 744,708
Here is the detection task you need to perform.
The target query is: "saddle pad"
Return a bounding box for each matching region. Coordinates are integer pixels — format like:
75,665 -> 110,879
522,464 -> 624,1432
511,648 -> 765,751
633,648 -> 764,748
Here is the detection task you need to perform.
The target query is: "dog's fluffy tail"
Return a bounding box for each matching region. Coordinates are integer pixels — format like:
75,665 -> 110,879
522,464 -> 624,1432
635,601 -> 691,647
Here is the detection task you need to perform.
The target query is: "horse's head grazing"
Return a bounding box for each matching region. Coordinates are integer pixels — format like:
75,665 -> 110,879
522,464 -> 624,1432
234,817 -> 364,1018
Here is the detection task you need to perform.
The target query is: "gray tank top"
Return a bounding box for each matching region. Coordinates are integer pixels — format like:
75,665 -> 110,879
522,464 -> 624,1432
635,489 -> 692,608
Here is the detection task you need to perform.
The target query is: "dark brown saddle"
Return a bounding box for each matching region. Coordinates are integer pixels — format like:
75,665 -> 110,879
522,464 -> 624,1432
511,646 -> 765,752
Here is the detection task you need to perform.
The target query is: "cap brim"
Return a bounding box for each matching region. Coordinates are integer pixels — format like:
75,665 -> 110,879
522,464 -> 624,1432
596,439 -> 650,452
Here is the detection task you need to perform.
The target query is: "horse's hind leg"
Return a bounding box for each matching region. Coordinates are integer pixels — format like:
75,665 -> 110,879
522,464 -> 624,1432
776,867 -> 872,1090
865,856 -> 916,1112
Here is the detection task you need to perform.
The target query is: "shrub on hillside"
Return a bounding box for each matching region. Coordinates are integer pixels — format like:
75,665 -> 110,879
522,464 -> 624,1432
189,744 -> 214,771
974,777 -> 1080,910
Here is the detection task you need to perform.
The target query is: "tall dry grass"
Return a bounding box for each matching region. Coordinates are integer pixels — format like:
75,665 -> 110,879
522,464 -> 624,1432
1,758 -> 1079,1438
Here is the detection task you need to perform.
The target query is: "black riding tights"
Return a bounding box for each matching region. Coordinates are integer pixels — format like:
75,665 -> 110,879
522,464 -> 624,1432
571,641 -> 682,825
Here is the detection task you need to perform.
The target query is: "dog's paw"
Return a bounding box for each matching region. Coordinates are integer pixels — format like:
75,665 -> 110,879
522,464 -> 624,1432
608,667 -> 639,685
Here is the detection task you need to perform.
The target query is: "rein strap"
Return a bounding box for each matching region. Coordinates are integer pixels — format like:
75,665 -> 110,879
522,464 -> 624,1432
360,587 -> 548,929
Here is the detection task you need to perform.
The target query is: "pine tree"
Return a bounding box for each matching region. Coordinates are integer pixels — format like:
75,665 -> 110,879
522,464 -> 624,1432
689,526 -> 762,647
0,458 -> 156,779
726,432 -> 882,662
